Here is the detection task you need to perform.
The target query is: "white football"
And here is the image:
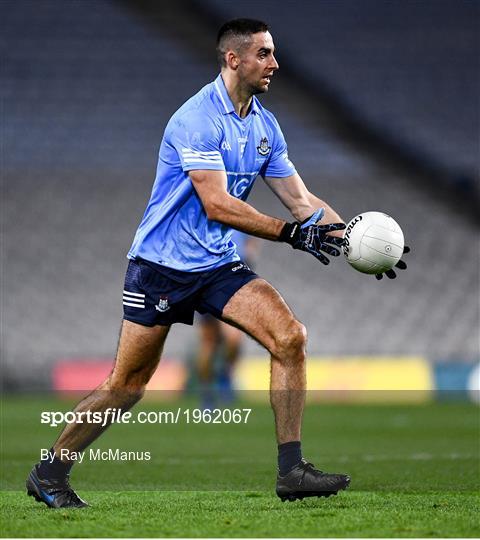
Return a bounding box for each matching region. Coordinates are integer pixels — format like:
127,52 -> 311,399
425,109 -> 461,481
343,211 -> 404,274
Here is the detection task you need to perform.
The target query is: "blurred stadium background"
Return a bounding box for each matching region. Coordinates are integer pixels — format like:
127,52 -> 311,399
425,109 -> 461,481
2,0 -> 479,399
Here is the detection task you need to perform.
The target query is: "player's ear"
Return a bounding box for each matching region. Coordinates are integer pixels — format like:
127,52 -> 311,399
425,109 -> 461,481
226,50 -> 240,70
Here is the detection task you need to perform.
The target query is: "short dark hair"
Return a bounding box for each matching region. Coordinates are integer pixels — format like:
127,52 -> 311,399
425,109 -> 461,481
216,18 -> 269,67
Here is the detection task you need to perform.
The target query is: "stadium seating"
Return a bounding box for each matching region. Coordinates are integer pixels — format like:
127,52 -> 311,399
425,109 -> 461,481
201,0 -> 480,183
2,0 -> 478,388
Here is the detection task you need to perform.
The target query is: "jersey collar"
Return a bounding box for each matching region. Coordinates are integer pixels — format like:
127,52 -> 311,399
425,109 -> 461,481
214,74 -> 259,116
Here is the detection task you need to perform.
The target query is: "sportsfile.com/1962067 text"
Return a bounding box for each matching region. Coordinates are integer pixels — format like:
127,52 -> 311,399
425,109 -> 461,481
40,408 -> 252,427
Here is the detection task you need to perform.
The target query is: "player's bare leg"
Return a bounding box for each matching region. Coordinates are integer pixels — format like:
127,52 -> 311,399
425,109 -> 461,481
53,320 -> 170,454
216,321 -> 243,401
196,317 -> 221,408
222,278 -> 350,500
27,320 -> 170,508
197,318 -> 220,383
221,278 -> 306,443
221,321 -> 243,369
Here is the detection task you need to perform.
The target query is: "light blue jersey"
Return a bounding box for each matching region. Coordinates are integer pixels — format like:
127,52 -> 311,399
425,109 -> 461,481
128,74 -> 296,271
231,230 -> 248,260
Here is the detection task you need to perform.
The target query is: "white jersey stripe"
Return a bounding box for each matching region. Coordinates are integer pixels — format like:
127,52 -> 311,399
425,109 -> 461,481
182,153 -> 222,159
182,148 -> 220,154
183,158 -> 223,164
182,155 -> 223,161
183,157 -> 223,163
182,149 -> 221,156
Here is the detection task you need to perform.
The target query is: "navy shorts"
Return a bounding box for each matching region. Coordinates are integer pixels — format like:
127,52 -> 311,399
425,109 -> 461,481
122,258 -> 258,327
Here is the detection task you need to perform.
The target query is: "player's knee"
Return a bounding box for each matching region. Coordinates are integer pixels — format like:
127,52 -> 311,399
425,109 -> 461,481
107,375 -> 147,405
289,320 -> 307,354
273,320 -> 307,361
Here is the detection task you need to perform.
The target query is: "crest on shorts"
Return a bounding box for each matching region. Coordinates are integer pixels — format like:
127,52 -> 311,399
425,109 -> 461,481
257,137 -> 271,156
155,296 -> 170,312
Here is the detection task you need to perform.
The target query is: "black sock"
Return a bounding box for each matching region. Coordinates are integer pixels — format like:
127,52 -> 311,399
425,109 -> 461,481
278,441 -> 302,476
37,447 -> 73,480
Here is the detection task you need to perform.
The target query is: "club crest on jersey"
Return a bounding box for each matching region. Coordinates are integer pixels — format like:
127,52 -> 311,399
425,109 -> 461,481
155,296 -> 170,312
257,137 -> 271,156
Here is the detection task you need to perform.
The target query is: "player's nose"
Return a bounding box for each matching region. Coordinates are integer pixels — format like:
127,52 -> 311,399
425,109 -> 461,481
270,54 -> 279,71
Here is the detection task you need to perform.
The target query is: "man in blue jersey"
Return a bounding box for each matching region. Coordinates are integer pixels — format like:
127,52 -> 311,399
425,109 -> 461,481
27,18 -> 408,508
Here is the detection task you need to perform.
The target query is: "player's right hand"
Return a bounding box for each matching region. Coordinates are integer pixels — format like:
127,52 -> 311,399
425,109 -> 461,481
375,246 -> 411,280
280,209 -> 346,265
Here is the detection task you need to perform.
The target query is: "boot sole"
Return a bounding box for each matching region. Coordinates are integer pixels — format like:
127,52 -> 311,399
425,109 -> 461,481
26,473 -> 88,508
276,477 -> 350,502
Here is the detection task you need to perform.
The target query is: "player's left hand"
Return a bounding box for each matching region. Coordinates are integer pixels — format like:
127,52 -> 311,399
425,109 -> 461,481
375,246 -> 410,280
280,208 -> 346,265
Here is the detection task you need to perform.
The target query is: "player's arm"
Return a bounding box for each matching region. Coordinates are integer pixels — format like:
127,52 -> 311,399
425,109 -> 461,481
261,172 -> 346,263
190,169 -> 345,265
264,172 -> 345,233
189,169 -> 285,241
264,172 -> 410,277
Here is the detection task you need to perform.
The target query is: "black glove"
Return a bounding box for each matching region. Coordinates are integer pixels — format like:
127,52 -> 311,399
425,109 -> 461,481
280,209 -> 346,265
375,246 -> 411,280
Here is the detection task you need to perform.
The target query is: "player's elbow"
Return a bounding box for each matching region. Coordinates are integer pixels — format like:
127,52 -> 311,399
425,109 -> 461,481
204,197 -> 229,222
204,201 -> 219,221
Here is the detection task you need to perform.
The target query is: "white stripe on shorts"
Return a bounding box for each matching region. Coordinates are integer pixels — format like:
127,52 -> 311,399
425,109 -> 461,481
123,297 -> 144,304
123,291 -> 145,298
123,301 -> 145,308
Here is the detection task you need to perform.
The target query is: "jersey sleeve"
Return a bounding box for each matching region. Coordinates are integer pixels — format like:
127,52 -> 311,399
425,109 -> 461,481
263,117 -> 296,178
168,111 -> 225,172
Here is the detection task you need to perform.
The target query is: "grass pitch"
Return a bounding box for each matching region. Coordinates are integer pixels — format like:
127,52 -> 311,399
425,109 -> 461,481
1,395 -> 479,537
